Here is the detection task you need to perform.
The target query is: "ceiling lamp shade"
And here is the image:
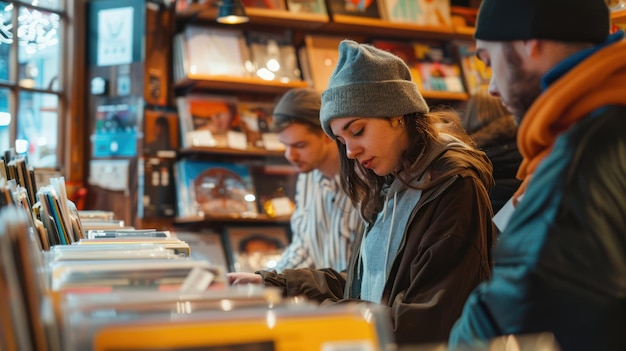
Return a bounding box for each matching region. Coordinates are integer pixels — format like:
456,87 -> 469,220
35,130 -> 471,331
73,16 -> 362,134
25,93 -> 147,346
216,0 -> 249,24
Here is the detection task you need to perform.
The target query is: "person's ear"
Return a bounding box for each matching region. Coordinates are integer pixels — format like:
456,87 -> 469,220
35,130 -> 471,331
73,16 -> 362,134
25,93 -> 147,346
523,39 -> 542,59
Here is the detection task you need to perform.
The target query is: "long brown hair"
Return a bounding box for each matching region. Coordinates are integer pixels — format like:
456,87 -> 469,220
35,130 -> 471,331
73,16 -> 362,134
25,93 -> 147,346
337,108 -> 492,223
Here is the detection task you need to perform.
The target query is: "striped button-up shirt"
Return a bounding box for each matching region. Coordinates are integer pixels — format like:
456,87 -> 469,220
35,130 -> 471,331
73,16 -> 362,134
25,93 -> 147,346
274,170 -> 364,272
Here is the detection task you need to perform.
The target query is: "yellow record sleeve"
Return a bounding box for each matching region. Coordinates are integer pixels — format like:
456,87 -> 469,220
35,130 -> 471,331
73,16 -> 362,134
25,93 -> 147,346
92,307 -> 384,351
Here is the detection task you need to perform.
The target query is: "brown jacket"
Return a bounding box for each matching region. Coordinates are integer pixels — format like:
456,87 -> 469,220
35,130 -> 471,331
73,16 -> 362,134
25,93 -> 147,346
261,149 -> 495,346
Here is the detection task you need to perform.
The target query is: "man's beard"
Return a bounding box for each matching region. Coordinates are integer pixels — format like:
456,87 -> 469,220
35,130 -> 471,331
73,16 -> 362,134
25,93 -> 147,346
503,43 -> 543,126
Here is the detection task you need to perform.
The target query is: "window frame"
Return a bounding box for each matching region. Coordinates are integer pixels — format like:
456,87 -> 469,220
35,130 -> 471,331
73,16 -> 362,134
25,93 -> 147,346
0,0 -> 79,179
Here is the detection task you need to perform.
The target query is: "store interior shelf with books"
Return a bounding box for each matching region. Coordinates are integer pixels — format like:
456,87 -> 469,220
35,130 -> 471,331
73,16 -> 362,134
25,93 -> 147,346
82,0 -> 492,239
167,0 -> 488,230
172,0 -> 482,101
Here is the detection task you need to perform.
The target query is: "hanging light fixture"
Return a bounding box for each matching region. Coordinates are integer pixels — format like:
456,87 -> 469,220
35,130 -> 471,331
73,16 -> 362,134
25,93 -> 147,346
216,0 -> 249,24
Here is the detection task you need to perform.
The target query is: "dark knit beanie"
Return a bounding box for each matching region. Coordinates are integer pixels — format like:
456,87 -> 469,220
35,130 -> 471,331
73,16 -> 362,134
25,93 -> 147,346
320,40 -> 429,138
475,0 -> 610,43
273,88 -> 322,128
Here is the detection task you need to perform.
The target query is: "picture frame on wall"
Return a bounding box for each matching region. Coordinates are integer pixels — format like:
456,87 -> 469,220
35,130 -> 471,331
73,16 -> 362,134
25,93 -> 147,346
286,0 -> 328,15
224,226 -> 290,272
325,0 -> 382,19
174,230 -> 230,275
143,108 -> 179,158
173,160 -> 258,218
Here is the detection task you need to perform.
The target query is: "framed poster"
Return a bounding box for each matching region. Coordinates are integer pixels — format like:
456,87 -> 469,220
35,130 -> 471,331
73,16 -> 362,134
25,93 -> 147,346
224,226 -> 289,272
87,0 -> 143,67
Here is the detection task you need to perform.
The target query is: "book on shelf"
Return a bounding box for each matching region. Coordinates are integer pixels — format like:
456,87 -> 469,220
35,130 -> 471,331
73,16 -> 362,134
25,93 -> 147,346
414,41 -> 466,93
299,35 -> 343,92
451,4 -> 478,27
47,243 -> 180,261
237,99 -> 285,151
174,159 -> 258,219
142,108 -> 179,158
245,29 -> 301,83
33,177 -> 84,248
83,303 -> 392,351
4,156 -> 38,207
177,26 -> 251,80
371,39 -> 422,85
60,288 -> 285,350
78,210 -> 115,221
0,157 -> 7,181
172,32 -> 187,83
2,172 -> 101,251
242,0 -> 287,9
177,94 -> 247,149
250,164 -> 297,217
286,0 -> 328,14
137,158 -> 177,219
74,237 -> 191,257
224,225 -> 290,272
0,205 -> 56,351
453,40 -> 492,95
85,229 -> 171,239
380,0 -> 452,26
173,231 -> 230,275
144,3 -> 173,107
325,0 -> 382,18
49,257 -> 220,292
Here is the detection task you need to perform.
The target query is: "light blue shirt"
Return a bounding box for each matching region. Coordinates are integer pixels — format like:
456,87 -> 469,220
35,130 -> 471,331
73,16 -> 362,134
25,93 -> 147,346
360,178 -> 422,303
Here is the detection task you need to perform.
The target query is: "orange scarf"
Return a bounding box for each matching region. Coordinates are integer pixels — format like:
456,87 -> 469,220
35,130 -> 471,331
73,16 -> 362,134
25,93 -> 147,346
513,39 -> 626,203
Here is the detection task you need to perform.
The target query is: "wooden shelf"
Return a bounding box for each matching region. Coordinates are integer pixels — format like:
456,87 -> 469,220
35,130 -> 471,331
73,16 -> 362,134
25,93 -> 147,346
177,5 -> 329,30
179,146 -> 286,158
177,4 -> 472,41
324,14 -> 460,40
175,75 -> 309,94
453,25 -> 475,37
422,91 -> 469,101
611,8 -> 626,26
245,8 -> 329,29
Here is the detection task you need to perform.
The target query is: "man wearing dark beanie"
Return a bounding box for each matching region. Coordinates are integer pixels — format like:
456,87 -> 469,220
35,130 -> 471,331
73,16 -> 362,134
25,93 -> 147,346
269,88 -> 363,272
450,0 -> 626,350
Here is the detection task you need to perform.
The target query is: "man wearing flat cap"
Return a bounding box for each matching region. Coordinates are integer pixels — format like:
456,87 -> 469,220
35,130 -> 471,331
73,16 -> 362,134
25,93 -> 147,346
271,88 -> 364,272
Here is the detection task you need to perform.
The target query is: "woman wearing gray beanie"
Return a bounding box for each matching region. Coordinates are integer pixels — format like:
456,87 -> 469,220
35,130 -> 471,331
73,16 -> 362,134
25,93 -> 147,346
228,40 -> 496,346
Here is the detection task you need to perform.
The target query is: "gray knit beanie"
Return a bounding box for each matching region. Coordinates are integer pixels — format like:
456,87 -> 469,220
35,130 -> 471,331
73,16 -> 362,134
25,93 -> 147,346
320,40 -> 429,138
273,88 -> 321,128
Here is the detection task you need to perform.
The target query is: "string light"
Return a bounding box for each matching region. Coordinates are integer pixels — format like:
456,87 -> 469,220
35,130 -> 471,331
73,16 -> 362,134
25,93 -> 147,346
0,5 -> 60,53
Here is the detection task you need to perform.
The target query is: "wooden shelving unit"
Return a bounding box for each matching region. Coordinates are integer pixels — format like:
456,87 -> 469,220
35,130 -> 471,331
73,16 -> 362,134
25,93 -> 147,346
178,146 -> 286,158
175,75 -> 309,94
176,4 -> 474,41
169,4 -> 474,232
611,8 -> 626,27
174,6 -> 473,101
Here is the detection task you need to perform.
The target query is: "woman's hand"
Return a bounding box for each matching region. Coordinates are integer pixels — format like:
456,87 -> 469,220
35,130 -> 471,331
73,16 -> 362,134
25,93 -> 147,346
227,272 -> 263,285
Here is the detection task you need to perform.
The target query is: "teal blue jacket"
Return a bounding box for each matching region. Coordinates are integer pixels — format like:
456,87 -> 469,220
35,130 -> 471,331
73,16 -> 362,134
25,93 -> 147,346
449,105 -> 626,351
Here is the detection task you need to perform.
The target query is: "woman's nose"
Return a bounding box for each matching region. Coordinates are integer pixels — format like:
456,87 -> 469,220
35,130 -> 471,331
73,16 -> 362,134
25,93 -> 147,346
345,143 -> 359,159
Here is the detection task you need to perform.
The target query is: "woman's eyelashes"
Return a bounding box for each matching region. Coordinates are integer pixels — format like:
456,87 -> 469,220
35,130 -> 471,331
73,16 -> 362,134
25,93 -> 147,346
350,126 -> 364,137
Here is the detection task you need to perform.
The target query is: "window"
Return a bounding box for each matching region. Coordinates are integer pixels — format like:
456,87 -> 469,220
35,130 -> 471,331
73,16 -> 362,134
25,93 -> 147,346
0,0 -> 65,168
